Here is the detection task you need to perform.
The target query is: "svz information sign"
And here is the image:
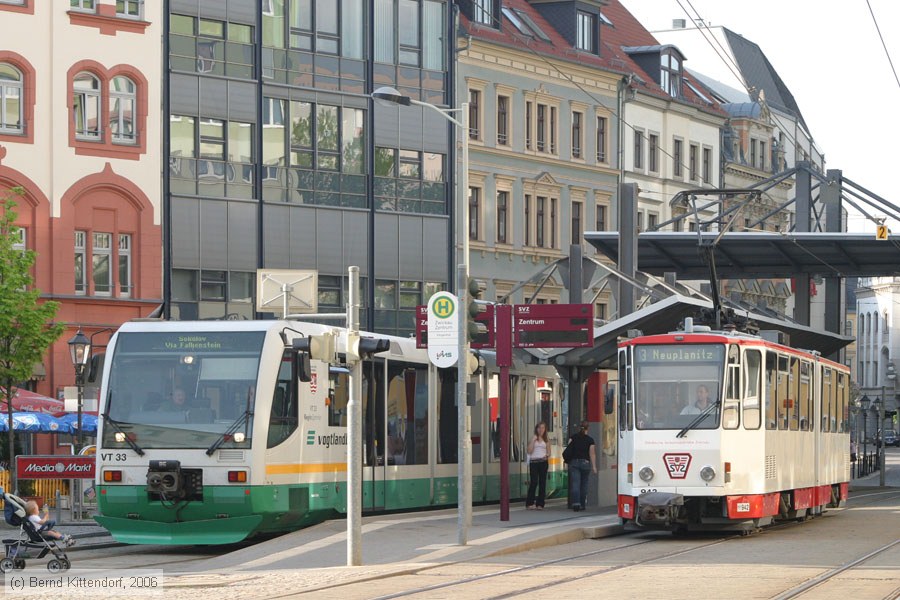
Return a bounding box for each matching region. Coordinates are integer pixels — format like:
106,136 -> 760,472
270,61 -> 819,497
417,303 -> 495,350
415,305 -> 428,349
513,303 -> 594,349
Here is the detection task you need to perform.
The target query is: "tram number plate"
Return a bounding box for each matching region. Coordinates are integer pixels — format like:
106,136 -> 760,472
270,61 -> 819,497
736,502 -> 750,513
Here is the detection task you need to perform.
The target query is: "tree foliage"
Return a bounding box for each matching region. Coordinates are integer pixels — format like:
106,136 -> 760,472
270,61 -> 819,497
0,188 -> 65,490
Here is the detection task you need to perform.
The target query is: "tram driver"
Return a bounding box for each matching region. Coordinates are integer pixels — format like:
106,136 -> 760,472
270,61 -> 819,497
680,384 -> 714,415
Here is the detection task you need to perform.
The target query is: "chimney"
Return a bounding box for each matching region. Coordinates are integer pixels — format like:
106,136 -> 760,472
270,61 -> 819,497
672,19 -> 686,29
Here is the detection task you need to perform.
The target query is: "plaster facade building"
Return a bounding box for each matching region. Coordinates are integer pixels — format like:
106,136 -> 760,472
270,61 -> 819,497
0,0 -> 162,410
856,277 -> 900,438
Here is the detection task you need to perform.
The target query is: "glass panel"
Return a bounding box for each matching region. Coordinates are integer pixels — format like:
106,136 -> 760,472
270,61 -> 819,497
263,99 -> 286,166
341,107 -> 364,174
316,104 -> 339,151
229,121 -> 253,162
374,147 -> 396,176
374,0 -> 394,63
399,0 -> 419,47
229,272 -> 254,302
198,19 -> 224,37
263,0 -> 286,47
290,0 -> 311,30
341,0 -> 364,59
318,0 -> 338,35
170,14 -> 194,35
374,280 -> 396,309
422,1 -> 444,70
172,269 -> 198,301
92,254 -> 111,293
290,100 -> 312,148
228,23 -> 253,43
170,115 -> 195,158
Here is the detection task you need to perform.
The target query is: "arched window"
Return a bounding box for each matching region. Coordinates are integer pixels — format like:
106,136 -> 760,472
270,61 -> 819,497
73,71 -> 101,139
109,76 -> 136,144
0,63 -> 22,133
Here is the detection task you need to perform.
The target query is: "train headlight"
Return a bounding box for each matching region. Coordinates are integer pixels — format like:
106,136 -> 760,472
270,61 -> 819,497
115,432 -> 126,443
700,466 -> 716,482
233,432 -> 246,443
638,466 -> 655,482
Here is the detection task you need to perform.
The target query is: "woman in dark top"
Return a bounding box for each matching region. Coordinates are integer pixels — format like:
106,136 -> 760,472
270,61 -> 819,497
565,420 -> 597,511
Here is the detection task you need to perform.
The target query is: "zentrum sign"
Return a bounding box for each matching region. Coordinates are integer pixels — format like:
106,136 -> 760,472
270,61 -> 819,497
16,455 -> 96,480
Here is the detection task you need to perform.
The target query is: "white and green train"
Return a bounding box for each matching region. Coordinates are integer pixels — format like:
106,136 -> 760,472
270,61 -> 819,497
95,320 -> 567,545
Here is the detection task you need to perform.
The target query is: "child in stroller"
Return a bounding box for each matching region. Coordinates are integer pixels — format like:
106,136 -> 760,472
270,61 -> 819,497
1,489 -> 71,573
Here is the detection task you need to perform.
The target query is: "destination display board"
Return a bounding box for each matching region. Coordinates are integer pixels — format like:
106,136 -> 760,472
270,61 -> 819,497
513,303 -> 594,349
415,305 -> 428,349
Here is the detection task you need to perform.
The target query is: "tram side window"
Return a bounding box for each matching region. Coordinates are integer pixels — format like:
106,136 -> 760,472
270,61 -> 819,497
539,383 -> 553,432
618,350 -> 630,431
799,360 -> 811,431
821,367 -> 832,432
723,344 -> 740,429
743,350 -> 762,429
777,355 -> 790,430
386,362 -> 428,465
267,350 -> 298,448
765,352 -> 777,430
789,357 -> 800,431
838,373 -> 848,432
437,368 -> 457,464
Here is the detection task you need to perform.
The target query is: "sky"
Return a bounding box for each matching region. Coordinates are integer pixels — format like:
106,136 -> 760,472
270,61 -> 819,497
621,0 -> 900,233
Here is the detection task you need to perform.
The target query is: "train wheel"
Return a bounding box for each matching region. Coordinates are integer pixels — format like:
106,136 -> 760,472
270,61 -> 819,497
47,559 -> 62,574
0,558 -> 13,573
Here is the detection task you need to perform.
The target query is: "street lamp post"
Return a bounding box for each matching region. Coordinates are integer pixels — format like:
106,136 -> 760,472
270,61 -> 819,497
372,87 -> 472,544
860,394 -> 870,476
877,390 -> 886,487
67,329 -> 91,451
850,403 -> 859,478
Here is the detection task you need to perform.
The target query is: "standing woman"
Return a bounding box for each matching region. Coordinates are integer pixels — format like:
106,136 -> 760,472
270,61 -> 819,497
526,421 -> 550,510
565,421 -> 597,511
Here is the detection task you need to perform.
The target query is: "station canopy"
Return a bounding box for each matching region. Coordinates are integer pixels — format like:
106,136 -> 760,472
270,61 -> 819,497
584,231 -> 900,278
518,294 -> 853,370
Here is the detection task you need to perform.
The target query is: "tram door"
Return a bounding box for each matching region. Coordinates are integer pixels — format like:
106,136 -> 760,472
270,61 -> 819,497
514,376 -> 534,498
362,359 -> 386,511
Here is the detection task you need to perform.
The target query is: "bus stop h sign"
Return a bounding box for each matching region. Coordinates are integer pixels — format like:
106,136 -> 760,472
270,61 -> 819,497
426,291 -> 459,368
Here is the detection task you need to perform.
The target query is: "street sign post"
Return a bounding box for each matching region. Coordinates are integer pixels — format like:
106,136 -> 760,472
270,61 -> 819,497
513,304 -> 594,348
426,292 -> 460,367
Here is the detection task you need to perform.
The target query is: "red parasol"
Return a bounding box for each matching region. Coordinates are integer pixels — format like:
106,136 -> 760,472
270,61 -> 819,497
0,388 -> 66,416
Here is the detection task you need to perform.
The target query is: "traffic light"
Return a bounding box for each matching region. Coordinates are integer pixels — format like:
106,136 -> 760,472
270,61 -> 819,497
358,336 -> 390,356
467,277 -> 488,343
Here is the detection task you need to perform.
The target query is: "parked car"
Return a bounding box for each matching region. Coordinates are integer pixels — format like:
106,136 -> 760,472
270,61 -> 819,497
883,430 -> 898,447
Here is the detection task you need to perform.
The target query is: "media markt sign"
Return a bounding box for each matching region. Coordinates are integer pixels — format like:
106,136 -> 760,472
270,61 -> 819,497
427,291 -> 459,368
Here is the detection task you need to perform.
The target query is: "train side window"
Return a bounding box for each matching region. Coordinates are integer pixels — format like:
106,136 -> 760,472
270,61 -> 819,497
765,352 -> 777,430
618,348 -> 628,431
723,344 -> 740,429
437,368 -> 457,464
267,350 -> 298,448
777,355 -> 790,430
821,367 -> 832,432
789,357 -> 800,431
743,350 -> 761,429
539,381 -> 553,432
386,362 -> 428,465
799,360 -> 811,431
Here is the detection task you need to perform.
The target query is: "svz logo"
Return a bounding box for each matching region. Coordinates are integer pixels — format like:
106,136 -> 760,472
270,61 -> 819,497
662,453 -> 692,479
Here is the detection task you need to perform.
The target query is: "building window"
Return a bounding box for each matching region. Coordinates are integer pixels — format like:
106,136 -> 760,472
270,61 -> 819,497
109,76 -> 136,144
70,0 -> 95,11
496,190 -> 508,244
572,111 -> 582,159
536,196 -> 545,247
525,101 -> 533,150
648,133 -> 658,172
648,213 -> 658,231
524,194 -> 531,246
550,106 -> 557,154
73,71 -> 101,140
468,89 -> 480,140
633,130 -> 643,170
660,49 -> 682,97
74,231 -> 86,295
472,0 -> 497,27
92,232 -> 113,296
372,0 -> 443,68
702,146 -> 712,183
576,11 -> 596,53
596,116 -> 607,163
118,233 -> 132,297
550,198 -> 557,248
689,143 -> 698,181
468,186 -> 480,240
497,95 -> 509,146
571,201 -> 582,245
0,63 -> 22,133
171,15 -> 256,78
596,204 -> 606,231
750,139 -> 757,168
116,0 -> 142,18
673,138 -> 683,177
759,141 -> 766,170
0,0 -> 26,5
536,104 -> 546,152
12,227 -> 25,252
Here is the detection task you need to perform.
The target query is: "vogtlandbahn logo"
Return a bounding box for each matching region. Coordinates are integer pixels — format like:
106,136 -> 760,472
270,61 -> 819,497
306,431 -> 315,445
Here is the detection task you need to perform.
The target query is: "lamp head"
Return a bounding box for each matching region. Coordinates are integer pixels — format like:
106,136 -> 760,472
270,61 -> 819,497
68,328 -> 91,367
860,394 -> 871,410
372,86 -> 411,107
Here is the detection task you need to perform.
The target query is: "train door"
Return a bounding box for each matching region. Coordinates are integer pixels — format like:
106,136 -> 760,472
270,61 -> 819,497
470,369 -> 485,501
617,346 -> 633,492
362,359 -> 386,511
514,376 -> 534,498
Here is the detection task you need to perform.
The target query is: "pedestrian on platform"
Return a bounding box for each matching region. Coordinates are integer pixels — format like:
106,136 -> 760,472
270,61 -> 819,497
526,421 -> 550,510
564,421 -> 597,512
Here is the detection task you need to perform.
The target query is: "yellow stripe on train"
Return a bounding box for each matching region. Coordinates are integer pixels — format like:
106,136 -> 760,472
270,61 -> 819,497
266,463 -> 349,475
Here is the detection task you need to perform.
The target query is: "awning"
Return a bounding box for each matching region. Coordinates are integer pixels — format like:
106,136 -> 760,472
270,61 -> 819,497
584,231 -> 900,278
0,388 -> 65,415
519,294 -> 853,369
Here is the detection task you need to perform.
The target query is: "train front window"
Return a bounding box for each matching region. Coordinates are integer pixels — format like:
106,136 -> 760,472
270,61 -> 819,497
633,344 -> 724,430
101,331 -> 265,449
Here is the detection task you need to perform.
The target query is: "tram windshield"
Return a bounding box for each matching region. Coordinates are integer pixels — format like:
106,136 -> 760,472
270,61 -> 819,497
100,331 -> 265,449
633,344 -> 725,431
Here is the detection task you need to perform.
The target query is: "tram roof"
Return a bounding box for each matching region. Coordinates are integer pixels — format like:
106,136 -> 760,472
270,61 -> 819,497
584,231 -> 900,278
520,294 -> 853,369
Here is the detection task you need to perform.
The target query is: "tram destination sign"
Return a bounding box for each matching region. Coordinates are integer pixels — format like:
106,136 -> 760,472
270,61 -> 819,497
415,305 -> 428,349
513,303 -> 594,349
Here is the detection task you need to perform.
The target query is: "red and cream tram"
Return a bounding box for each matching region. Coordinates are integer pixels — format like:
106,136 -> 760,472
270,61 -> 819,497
616,318 -> 851,533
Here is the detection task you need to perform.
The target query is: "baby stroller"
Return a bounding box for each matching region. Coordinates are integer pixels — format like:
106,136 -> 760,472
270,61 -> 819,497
1,489 -> 71,573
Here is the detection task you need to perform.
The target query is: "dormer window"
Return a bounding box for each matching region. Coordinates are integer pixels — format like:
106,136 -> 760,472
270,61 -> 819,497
660,49 -> 682,97
472,0 -> 500,28
576,11 -> 597,54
